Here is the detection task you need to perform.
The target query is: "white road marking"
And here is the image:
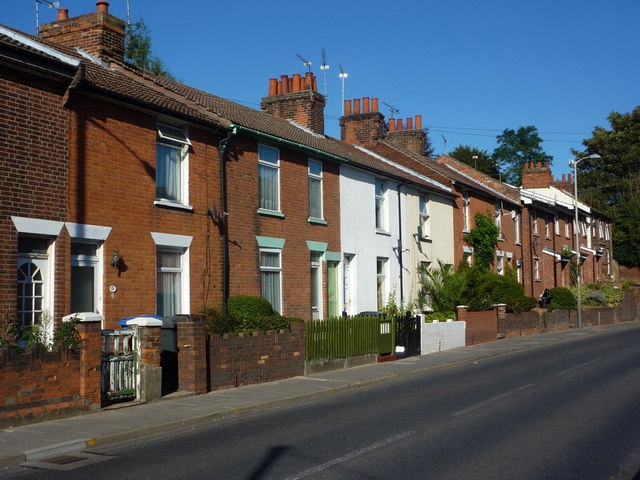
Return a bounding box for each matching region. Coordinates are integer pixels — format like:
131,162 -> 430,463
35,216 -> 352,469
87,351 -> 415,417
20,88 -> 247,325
284,431 -> 415,479
453,384 -> 535,416
556,359 -> 598,376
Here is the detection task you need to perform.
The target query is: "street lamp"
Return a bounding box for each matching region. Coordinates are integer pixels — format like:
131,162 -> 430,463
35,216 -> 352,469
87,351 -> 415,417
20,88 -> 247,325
571,153 -> 601,328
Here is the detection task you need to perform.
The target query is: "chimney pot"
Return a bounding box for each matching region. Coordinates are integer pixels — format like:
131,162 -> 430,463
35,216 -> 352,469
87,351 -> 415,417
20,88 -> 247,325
371,98 -> 379,112
537,161 -> 542,168
415,115 -> 422,129
312,75 -> 317,91
280,75 -> 289,94
288,77 -> 293,92
397,118 -> 403,131
304,72 -> 312,90
268,78 -> 277,96
545,161 -> 550,168
353,98 -> 361,115
388,118 -> 396,132
363,97 -> 370,113
344,100 -> 352,116
406,117 -> 413,130
96,1 -> 109,13
562,174 -> 566,181
292,74 -> 301,92
57,8 -> 69,21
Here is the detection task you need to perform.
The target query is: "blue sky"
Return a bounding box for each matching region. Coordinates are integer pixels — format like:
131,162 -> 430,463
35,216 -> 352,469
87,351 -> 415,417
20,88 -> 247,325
10,0 -> 639,180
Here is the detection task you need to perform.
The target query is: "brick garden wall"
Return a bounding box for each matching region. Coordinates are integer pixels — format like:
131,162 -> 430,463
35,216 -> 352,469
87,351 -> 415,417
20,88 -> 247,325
207,321 -> 305,391
458,305 -> 501,346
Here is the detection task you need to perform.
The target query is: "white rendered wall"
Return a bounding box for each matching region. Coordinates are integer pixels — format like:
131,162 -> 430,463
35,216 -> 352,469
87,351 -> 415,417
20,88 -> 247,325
421,320 -> 466,354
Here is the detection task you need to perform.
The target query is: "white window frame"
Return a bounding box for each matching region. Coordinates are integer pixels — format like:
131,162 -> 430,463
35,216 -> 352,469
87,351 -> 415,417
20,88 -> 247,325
565,215 -> 570,238
605,223 -> 610,241
532,211 -> 538,235
376,257 -> 388,310
496,254 -> 504,276
554,214 -> 560,236
156,123 -> 190,207
258,144 -> 281,213
260,247 -> 282,314
514,212 -> 521,244
310,251 -> 323,320
308,159 -> 323,220
495,202 -> 502,238
534,257 -> 540,281
419,195 -> 430,237
545,216 -> 550,238
151,232 -> 191,317
581,218 -> 588,238
375,181 -> 387,231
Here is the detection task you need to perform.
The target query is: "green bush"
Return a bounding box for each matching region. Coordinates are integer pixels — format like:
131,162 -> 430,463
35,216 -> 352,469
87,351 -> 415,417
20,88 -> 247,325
203,307 -> 237,335
234,315 -> 291,334
502,295 -> 538,313
227,295 -> 275,319
547,287 -> 576,311
423,311 -> 456,323
584,291 -> 606,306
53,320 -> 82,350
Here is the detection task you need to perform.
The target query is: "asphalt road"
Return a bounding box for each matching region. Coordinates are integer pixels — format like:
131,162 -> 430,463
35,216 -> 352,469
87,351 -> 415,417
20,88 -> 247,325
4,326 -> 640,479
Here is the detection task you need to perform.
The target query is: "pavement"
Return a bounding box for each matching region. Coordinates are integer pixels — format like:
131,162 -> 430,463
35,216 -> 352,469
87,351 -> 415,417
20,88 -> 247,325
1,321 -> 638,468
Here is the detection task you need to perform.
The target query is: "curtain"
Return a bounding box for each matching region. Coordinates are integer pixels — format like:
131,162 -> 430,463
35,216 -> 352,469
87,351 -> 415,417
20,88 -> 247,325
259,164 -> 278,210
157,251 -> 181,317
309,177 -> 322,218
157,144 -> 181,201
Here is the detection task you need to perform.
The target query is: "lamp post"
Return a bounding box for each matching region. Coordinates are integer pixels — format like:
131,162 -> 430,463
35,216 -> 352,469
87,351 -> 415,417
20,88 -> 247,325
571,153 -> 601,328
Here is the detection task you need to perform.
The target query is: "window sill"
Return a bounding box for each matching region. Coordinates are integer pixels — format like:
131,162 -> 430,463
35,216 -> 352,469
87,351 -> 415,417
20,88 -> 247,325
308,217 -> 327,225
154,199 -> 194,212
376,229 -> 391,237
515,242 -> 522,246
463,229 -> 470,234
419,236 -> 432,243
258,209 -> 285,218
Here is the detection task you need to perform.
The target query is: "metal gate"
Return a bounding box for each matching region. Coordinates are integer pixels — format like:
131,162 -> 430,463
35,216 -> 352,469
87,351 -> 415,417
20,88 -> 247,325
396,312 -> 421,357
101,330 -> 137,403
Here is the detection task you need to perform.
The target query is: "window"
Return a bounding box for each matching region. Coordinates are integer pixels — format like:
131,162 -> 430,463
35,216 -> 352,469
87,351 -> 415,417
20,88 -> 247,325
497,253 -> 504,276
554,214 -> 560,236
495,202 -> 502,238
605,223 -> 610,241
310,252 -> 322,320
581,219 -> 588,237
532,211 -> 538,235
598,221 -> 604,239
260,248 -> 282,313
156,123 -> 190,205
152,232 -> 191,317
308,159 -> 323,220
545,216 -> 550,238
419,196 -> 430,237
462,192 -> 470,232
71,242 -> 99,314
258,144 -> 280,212
514,212 -> 521,244
376,257 -> 387,310
17,237 -> 51,327
375,181 -> 386,230
565,215 -> 570,238
534,257 -> 540,281
463,246 -> 473,267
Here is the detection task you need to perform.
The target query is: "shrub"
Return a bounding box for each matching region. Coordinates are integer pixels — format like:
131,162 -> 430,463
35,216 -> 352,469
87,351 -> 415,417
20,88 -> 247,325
584,291 -> 606,306
503,296 -> 538,314
203,307 -> 237,335
54,319 -> 82,350
234,315 -> 291,334
547,287 -> 576,311
227,295 -> 275,320
423,311 -> 456,323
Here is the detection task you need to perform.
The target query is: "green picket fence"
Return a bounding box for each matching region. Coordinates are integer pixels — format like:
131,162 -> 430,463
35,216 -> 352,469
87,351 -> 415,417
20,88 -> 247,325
306,315 -> 388,361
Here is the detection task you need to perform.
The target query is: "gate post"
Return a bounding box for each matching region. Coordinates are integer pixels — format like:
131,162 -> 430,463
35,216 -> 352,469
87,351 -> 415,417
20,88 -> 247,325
177,315 -> 208,395
128,318 -> 163,403
76,316 -> 102,411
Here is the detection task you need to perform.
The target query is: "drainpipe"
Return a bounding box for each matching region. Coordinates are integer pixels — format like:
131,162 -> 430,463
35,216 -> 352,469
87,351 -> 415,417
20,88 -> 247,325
529,211 -> 535,298
218,128 -> 235,310
397,183 -> 405,306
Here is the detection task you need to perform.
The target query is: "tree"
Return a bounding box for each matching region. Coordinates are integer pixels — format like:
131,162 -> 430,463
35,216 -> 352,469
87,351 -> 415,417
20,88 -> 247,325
492,126 -> 552,186
573,107 -> 640,266
125,19 -> 174,79
450,145 -> 500,178
423,127 -> 435,158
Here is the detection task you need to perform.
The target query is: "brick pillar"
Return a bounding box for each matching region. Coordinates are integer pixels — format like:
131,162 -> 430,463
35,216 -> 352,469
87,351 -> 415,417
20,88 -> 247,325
128,318 -> 162,403
177,315 -> 208,395
456,305 -> 468,321
75,317 -> 102,411
494,303 -> 506,338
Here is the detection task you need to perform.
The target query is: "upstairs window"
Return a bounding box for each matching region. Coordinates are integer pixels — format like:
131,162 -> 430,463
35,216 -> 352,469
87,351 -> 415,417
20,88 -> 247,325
308,159 -> 323,220
156,123 -> 190,205
462,192 -> 470,232
375,181 -> 386,231
419,196 -> 430,237
258,145 -> 280,212
494,202 -> 502,238
532,211 -> 538,235
565,215 -> 570,238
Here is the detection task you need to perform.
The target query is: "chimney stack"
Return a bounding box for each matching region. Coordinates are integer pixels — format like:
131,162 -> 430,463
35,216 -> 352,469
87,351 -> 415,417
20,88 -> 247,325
339,96 -> 385,147
385,114 -> 427,156
261,72 -> 326,135
39,1 -> 125,63
522,159 -> 554,189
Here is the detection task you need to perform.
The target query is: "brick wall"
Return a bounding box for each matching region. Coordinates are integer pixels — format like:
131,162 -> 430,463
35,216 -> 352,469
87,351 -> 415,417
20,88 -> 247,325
225,135 -> 341,320
458,305 -> 499,345
0,320 -> 101,428
261,90 -> 326,135
208,321 -> 305,391
0,68 -> 69,323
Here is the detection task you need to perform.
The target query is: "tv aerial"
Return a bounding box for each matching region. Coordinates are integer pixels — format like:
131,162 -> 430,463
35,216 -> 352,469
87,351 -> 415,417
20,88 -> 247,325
441,134 -> 448,155
320,49 -> 329,98
35,0 -> 59,34
296,53 -> 312,73
383,102 -> 399,118
339,65 -> 348,115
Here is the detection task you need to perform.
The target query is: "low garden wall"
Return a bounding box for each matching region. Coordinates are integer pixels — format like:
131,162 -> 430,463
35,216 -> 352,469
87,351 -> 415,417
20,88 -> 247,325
458,305 -> 505,345
420,320 -> 466,354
